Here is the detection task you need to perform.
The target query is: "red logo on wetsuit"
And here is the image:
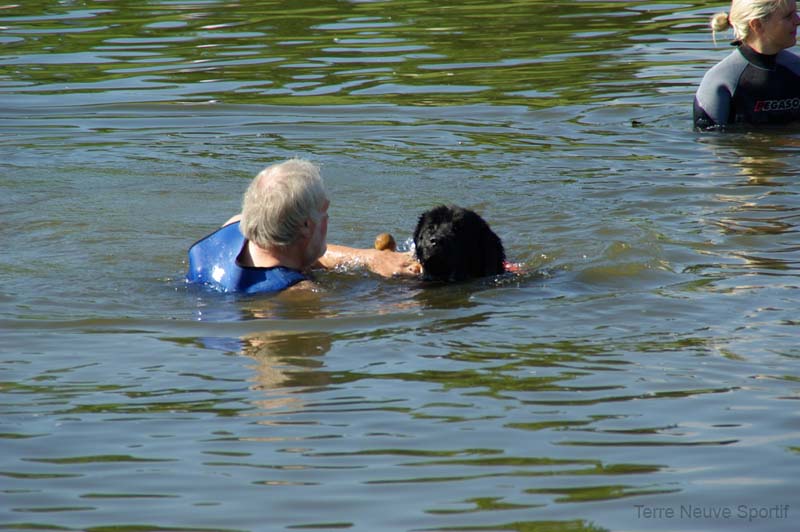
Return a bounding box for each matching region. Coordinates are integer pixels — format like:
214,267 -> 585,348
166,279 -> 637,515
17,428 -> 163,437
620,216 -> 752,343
754,98 -> 800,112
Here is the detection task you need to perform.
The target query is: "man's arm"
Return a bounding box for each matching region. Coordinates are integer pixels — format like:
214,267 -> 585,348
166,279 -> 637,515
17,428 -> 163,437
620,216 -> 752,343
318,244 -> 421,278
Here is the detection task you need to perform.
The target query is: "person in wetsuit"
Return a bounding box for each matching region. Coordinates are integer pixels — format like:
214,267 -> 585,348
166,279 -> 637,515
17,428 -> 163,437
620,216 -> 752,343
694,0 -> 800,130
186,158 -> 419,294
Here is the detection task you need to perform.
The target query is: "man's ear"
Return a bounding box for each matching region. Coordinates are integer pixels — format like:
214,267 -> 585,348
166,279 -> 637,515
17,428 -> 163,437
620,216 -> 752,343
299,218 -> 313,238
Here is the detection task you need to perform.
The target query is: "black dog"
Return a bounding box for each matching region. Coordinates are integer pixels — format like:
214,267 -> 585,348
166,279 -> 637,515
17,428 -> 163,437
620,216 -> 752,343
413,205 -> 506,282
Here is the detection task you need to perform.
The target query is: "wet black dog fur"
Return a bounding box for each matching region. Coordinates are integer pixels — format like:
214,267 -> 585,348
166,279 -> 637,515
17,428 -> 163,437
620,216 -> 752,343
413,205 -> 505,282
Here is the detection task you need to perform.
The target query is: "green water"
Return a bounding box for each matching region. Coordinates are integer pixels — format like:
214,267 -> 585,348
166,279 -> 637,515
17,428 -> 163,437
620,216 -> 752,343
1,1 -> 799,531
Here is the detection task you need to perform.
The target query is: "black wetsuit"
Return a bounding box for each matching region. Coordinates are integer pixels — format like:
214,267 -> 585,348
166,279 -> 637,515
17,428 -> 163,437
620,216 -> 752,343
693,44 -> 800,130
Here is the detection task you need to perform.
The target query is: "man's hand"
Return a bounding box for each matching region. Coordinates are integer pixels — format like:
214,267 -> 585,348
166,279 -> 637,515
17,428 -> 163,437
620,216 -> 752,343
366,249 -> 421,278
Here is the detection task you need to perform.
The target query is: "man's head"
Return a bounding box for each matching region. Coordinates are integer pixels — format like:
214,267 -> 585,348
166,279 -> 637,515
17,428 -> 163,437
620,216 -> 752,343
413,205 -> 505,282
240,158 -> 329,266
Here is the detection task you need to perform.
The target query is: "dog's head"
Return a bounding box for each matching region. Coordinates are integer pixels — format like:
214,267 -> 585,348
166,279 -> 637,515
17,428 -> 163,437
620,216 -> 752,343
413,205 -> 505,282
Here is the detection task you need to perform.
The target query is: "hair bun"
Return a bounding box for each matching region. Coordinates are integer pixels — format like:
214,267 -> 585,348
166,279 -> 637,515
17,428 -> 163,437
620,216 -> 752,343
710,11 -> 731,33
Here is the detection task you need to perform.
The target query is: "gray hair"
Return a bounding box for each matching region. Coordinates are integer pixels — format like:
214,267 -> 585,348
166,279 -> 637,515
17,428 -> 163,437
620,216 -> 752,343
711,0 -> 791,43
240,158 -> 327,249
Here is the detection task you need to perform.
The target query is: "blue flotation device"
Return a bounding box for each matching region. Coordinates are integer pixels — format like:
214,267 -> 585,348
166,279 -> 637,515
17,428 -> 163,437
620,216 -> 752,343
186,222 -> 308,294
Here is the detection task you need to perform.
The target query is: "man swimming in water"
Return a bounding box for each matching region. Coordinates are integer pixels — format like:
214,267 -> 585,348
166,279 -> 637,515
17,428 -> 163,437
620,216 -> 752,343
186,158 -> 419,294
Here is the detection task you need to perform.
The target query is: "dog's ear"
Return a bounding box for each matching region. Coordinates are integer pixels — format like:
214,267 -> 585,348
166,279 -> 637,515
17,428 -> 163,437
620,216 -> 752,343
460,208 -> 505,277
412,211 -> 426,244
482,229 -> 506,275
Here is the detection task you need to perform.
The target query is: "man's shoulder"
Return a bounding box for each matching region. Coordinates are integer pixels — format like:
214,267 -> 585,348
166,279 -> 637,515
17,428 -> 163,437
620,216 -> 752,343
223,214 -> 242,227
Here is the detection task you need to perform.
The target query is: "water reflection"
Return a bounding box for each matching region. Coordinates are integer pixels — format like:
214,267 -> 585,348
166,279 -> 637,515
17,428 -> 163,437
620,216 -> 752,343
727,134 -> 800,186
685,133 -> 800,292
229,322 -> 734,531
243,330 -> 331,392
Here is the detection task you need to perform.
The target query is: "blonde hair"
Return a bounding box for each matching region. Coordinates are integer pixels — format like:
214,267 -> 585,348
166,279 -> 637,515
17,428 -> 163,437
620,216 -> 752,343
711,0 -> 791,44
240,158 -> 327,249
